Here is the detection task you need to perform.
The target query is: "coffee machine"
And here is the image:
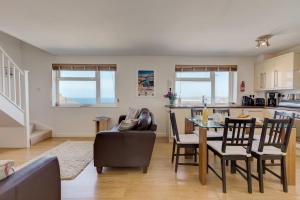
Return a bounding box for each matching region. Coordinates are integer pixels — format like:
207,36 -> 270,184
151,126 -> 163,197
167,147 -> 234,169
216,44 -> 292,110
267,92 -> 281,107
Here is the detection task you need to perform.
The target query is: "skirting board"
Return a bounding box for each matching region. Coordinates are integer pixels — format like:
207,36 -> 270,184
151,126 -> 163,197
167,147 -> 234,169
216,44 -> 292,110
53,131 -> 167,138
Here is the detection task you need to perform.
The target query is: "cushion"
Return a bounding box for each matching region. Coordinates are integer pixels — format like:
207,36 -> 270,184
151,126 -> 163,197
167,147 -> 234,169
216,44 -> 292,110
136,108 -> 152,130
125,107 -> 140,120
176,134 -> 199,144
118,119 -> 138,131
251,141 -> 284,155
0,160 -> 15,181
207,141 -> 251,157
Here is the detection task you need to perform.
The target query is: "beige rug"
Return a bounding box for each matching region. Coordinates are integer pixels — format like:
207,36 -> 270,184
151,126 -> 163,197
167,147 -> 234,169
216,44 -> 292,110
18,141 -> 93,180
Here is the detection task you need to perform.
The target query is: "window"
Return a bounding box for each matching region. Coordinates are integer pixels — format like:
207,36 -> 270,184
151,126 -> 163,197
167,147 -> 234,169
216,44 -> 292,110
175,66 -> 237,105
52,64 -> 117,106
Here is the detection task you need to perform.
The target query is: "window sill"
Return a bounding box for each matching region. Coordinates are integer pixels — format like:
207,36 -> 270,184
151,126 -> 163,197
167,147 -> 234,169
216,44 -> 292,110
53,104 -> 119,108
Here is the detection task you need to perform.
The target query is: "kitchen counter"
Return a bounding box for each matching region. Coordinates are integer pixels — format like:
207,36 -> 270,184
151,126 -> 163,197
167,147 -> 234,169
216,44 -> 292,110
165,104 -> 300,112
165,104 -> 265,109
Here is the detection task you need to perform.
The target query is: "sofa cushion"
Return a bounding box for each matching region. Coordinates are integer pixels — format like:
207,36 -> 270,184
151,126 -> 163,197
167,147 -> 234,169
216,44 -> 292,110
136,108 -> 152,130
118,119 -> 139,131
0,160 -> 14,181
125,107 -> 140,120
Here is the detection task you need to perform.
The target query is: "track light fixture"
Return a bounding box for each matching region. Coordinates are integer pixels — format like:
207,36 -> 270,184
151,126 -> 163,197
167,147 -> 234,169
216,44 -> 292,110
256,34 -> 272,48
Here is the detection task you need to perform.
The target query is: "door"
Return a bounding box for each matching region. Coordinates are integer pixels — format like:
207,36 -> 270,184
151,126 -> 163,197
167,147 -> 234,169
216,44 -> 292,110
274,53 -> 294,89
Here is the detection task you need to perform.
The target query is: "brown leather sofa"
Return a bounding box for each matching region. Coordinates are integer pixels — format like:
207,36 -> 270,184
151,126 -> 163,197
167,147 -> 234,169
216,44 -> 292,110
94,111 -> 157,174
0,156 -> 61,200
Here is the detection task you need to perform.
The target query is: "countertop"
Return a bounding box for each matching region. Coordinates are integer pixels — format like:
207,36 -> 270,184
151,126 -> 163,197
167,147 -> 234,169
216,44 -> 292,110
165,104 -> 300,112
165,104 -> 265,109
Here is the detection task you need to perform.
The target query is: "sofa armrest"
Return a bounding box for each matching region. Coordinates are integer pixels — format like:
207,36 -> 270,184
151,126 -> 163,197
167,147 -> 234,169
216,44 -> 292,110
0,156 -> 61,200
118,115 -> 126,124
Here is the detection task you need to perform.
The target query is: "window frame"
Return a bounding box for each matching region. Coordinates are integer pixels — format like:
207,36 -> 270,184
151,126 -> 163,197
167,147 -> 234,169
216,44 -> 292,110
53,70 -> 117,107
175,71 -> 236,105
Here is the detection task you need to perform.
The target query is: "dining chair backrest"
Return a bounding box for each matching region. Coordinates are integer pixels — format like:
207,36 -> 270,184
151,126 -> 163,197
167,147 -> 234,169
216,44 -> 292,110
258,118 -> 294,153
273,111 -> 295,120
213,108 -> 230,117
221,118 -> 256,154
191,108 -> 203,118
170,112 -> 180,142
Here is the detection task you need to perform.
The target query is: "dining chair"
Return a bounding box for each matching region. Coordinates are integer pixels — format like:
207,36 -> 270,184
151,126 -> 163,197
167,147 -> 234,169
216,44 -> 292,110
170,112 -> 199,173
207,118 -> 256,193
269,111 -> 295,164
251,117 -> 294,193
274,110 -> 295,119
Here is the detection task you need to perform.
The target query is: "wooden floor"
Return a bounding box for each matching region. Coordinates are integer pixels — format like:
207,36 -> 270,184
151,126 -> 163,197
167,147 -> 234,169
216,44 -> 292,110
1,137 -> 300,200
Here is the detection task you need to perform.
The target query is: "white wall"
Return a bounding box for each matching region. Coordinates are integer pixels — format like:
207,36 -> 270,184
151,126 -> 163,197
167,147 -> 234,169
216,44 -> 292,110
1,31 -> 256,137
26,55 -> 255,137
0,31 -> 23,67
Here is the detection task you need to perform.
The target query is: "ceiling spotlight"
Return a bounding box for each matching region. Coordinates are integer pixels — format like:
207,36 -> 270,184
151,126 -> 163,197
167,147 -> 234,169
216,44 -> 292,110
256,34 -> 272,48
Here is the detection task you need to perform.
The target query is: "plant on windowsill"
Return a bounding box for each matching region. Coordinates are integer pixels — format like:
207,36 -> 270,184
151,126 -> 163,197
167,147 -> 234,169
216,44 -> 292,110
164,88 -> 177,106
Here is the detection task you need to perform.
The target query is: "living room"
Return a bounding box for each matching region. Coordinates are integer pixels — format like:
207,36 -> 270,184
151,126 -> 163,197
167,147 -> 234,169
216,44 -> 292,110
0,1 -> 300,200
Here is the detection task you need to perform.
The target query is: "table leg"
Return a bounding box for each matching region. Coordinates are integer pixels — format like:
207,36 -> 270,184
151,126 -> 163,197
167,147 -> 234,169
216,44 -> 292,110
185,118 -> 195,158
286,127 -> 296,185
199,127 -> 207,185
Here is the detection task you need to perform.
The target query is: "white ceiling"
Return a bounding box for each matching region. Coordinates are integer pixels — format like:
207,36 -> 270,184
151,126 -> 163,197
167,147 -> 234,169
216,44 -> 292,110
0,0 -> 300,56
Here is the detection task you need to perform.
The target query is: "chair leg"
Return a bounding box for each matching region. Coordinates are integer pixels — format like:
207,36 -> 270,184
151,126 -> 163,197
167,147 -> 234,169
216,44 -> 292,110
171,140 -> 176,163
258,157 -> 264,193
246,158 -> 252,193
221,158 -> 227,193
262,160 -> 266,174
281,156 -> 288,193
230,160 -> 236,174
194,148 -> 197,163
142,166 -> 148,173
175,146 -> 180,173
226,160 -> 229,166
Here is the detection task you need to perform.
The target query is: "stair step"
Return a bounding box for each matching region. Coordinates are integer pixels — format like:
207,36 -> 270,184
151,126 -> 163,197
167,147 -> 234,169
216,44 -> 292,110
29,123 -> 35,134
30,130 -> 52,145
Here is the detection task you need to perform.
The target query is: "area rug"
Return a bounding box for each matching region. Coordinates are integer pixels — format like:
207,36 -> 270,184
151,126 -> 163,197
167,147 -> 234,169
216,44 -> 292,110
43,141 -> 93,180
18,141 -> 93,180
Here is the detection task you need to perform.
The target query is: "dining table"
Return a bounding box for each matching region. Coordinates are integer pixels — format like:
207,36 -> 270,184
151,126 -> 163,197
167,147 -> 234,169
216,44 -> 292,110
184,117 -> 297,186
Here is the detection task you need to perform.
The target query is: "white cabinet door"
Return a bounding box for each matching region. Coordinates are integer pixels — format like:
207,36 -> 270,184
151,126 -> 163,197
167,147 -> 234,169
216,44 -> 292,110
244,109 -> 264,119
264,59 -> 275,90
230,108 -> 243,117
254,59 -> 274,91
274,53 -> 294,89
264,109 -> 275,118
254,63 -> 263,91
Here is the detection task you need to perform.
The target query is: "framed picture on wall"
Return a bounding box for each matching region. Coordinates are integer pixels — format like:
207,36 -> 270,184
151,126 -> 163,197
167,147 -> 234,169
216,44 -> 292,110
137,69 -> 155,97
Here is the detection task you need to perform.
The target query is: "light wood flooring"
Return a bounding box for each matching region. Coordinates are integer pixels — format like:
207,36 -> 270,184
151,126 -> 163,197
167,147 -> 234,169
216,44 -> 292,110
0,137 -> 300,200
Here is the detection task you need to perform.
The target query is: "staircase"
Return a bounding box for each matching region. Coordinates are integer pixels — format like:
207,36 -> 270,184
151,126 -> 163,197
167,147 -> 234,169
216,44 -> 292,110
30,123 -> 52,145
0,46 -> 51,148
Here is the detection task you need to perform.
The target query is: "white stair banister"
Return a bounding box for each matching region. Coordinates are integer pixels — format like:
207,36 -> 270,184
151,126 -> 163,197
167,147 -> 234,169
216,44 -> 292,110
2,53 -> 5,94
24,70 -> 30,147
0,46 -> 25,111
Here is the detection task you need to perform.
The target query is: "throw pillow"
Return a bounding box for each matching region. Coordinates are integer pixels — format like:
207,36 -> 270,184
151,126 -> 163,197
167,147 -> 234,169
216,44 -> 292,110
118,119 -> 138,131
136,108 -> 152,130
0,160 -> 15,181
125,107 -> 140,120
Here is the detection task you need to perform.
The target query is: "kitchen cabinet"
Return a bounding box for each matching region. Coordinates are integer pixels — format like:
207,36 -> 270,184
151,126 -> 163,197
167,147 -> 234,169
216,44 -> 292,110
244,108 -> 264,119
272,53 -> 294,89
254,60 -> 273,90
254,52 -> 300,91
